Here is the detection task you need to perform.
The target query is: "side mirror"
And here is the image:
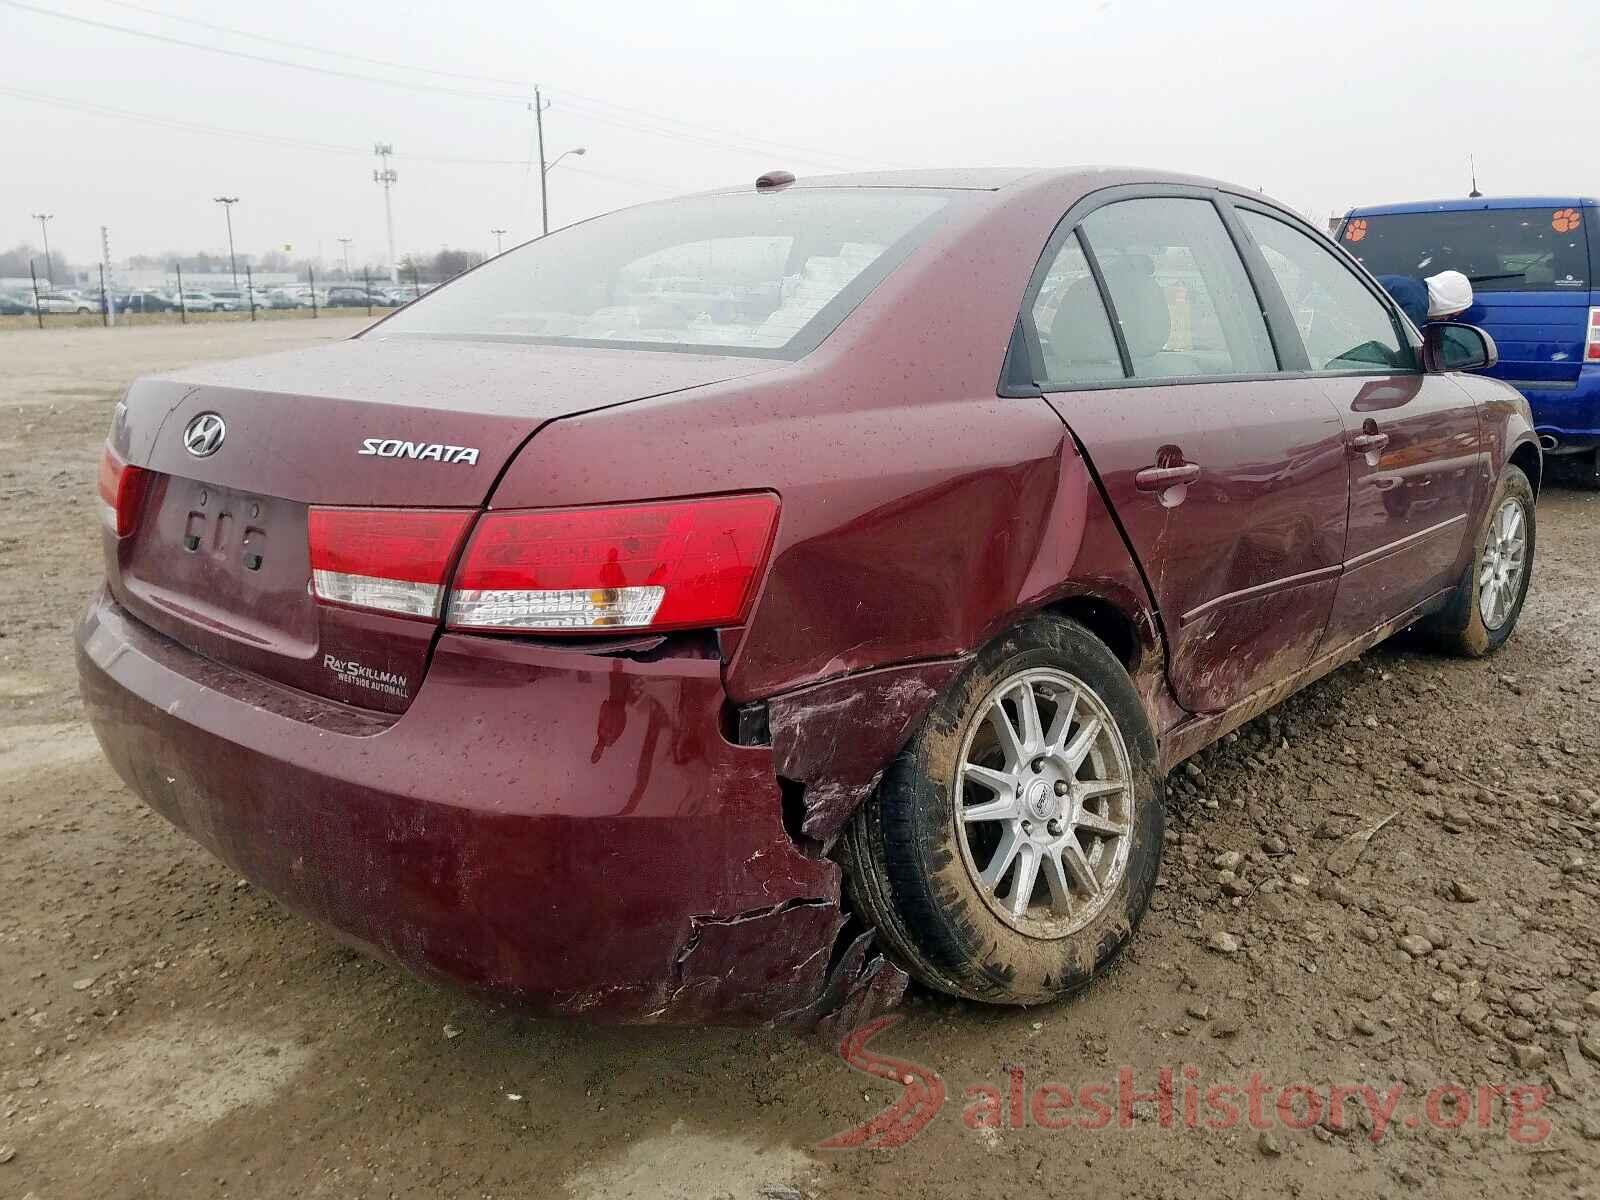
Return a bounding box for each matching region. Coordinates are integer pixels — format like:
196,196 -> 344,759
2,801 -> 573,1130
1424,322 -> 1498,373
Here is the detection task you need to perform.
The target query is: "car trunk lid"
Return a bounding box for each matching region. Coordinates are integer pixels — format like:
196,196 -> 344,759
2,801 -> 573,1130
107,337 -> 780,712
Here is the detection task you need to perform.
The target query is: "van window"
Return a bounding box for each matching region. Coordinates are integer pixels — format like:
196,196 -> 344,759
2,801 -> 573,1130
1341,207 -> 1590,293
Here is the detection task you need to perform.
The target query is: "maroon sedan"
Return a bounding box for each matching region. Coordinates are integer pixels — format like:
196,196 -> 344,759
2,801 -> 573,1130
79,168 -> 1539,1025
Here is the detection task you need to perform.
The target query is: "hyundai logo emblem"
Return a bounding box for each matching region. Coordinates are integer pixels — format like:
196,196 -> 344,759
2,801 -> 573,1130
183,412 -> 227,458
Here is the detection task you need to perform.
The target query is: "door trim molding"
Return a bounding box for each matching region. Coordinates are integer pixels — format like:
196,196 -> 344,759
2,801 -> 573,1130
1344,513 -> 1468,572
1179,563 -> 1342,625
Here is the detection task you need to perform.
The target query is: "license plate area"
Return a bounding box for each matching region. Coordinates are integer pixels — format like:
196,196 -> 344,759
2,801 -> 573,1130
121,475 -> 318,654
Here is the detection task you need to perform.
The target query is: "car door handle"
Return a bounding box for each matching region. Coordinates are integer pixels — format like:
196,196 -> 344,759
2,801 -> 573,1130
1349,432 -> 1389,454
1134,462 -> 1201,491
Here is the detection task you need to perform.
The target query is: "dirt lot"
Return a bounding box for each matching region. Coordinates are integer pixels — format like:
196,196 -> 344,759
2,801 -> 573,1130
2,321 -> 1599,1199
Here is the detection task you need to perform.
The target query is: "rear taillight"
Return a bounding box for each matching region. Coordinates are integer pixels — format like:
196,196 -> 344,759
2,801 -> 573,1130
308,507 -> 474,619
446,493 -> 780,633
97,445 -> 150,538
1586,307 -> 1600,362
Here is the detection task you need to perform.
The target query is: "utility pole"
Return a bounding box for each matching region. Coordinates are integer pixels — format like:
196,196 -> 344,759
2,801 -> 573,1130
337,237 -> 353,277
533,87 -> 549,236
31,213 -> 54,284
214,197 -> 240,285
490,228 -> 507,256
101,225 -> 115,328
373,143 -> 398,283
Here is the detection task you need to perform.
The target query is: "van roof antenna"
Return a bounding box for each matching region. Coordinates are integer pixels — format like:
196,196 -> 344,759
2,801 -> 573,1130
1468,155 -> 1482,199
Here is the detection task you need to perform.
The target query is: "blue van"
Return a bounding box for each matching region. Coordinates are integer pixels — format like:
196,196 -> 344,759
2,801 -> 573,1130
1337,197 -> 1600,478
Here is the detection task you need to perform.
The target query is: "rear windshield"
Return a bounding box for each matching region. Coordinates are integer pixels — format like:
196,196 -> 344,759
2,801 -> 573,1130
373,188 -> 953,358
1340,207 -> 1590,293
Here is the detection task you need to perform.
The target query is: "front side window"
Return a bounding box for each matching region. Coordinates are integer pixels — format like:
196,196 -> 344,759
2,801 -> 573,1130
1079,198 -> 1277,379
1029,232 -> 1125,384
1240,210 -> 1415,373
372,189 -> 952,358
1340,207 -> 1590,293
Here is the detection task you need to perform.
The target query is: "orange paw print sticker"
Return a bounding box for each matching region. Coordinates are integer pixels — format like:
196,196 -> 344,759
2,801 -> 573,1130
1344,219 -> 1368,243
1552,208 -> 1582,233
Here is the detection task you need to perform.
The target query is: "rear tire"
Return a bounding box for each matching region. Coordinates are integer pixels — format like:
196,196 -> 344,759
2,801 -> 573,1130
841,616 -> 1162,1005
1425,465 -> 1534,657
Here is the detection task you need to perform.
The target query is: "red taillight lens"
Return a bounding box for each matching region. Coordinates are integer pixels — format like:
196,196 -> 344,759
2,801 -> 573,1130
1586,307 -> 1600,362
97,445 -> 150,538
308,507 -> 474,619
447,493 -> 780,633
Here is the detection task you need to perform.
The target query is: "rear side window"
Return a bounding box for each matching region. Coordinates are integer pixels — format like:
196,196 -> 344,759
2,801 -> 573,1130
1078,198 -> 1277,379
373,188 -> 952,358
1030,232 -> 1125,384
1341,207 -> 1590,293
1240,210 -> 1415,373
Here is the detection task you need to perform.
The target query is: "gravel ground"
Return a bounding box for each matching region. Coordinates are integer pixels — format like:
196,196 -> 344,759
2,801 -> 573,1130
2,321 -> 1599,1199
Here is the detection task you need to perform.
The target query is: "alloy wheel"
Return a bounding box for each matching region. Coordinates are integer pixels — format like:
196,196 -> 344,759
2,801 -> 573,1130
954,667 -> 1134,938
1478,497 -> 1527,631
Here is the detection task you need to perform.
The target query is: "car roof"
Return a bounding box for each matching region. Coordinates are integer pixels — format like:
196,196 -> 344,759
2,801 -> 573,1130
782,166 -> 1250,194
1346,195 -> 1599,216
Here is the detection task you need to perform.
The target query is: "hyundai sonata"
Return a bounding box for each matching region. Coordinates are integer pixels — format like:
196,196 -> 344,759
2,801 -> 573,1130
78,167 -> 1539,1026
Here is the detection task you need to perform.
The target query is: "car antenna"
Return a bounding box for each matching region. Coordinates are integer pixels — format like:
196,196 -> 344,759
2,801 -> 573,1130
1468,154 -> 1482,199
756,169 -> 796,191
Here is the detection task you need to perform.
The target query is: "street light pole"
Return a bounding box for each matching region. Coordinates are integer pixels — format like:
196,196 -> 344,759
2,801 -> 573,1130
490,228 -> 507,256
533,86 -> 549,236
213,197 -> 239,285
337,237 -> 353,277
540,146 -> 587,236
373,143 -> 398,284
31,213 -> 53,284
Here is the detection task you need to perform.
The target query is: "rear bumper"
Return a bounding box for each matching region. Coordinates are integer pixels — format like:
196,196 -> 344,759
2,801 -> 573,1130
75,589 -> 849,1023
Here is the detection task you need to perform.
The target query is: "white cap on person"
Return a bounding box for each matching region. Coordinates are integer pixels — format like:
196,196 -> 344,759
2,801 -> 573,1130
1425,270 -> 1473,320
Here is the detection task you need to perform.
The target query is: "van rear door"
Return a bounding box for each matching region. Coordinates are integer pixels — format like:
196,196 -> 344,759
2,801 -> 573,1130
1338,202 -> 1593,392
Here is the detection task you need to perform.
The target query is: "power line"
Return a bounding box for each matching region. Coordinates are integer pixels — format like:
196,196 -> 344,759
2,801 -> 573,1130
92,0 -> 536,89
11,0 -> 897,170
3,0 -> 529,103
89,0 -> 901,168
0,84 -> 690,189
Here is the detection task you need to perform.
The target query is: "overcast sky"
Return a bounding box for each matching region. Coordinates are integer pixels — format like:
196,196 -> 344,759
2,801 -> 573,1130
2,0 -> 1592,271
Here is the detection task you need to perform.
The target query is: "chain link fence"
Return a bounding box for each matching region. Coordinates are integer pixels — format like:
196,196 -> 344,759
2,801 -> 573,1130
0,258 -> 436,330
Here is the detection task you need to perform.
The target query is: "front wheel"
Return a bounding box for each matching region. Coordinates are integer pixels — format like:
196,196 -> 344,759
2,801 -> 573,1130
842,616 -> 1163,1005
1425,465 -> 1535,657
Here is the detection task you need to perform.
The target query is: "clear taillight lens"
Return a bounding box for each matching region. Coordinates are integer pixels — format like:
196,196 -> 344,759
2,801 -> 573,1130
308,507 -> 474,619
446,493 -> 780,633
97,445 -> 150,538
1586,307 -> 1600,362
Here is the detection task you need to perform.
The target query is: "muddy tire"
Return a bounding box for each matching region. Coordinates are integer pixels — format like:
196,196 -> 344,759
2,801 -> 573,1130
1425,464 -> 1535,657
841,616 -> 1162,1005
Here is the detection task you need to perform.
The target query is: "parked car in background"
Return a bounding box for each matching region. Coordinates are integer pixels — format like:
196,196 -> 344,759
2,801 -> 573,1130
115,289 -> 179,314
174,290 -> 219,313
80,167 -> 1540,1025
325,286 -> 381,308
35,290 -> 96,314
1337,196 -> 1598,483
210,289 -> 247,311
0,292 -> 35,315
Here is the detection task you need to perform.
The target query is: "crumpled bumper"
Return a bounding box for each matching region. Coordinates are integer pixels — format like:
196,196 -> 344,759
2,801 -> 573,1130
75,589 -> 906,1026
